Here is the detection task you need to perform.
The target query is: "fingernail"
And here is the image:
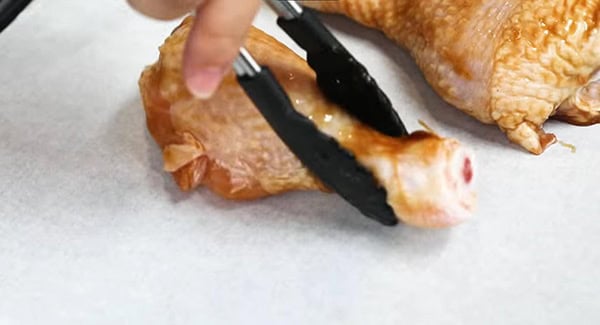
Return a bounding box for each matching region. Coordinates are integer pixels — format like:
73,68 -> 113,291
186,67 -> 225,99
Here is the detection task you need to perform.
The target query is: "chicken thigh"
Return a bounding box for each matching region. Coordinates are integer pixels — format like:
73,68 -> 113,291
303,0 -> 600,154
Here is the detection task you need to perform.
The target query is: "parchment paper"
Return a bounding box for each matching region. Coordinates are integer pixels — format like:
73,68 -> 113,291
1,1 -> 599,324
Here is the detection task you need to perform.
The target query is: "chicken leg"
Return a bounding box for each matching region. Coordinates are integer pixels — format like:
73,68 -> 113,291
139,17 -> 477,228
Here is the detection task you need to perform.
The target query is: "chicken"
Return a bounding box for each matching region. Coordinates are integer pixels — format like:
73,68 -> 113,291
302,0 -> 600,154
139,17 -> 476,228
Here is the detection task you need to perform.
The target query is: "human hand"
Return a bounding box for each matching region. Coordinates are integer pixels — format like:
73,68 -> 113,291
128,0 -> 261,98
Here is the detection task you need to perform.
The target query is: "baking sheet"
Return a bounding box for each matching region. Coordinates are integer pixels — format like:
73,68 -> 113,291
1,1 -> 599,324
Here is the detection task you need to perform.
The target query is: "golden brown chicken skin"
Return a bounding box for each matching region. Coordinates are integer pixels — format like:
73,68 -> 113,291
303,0 -> 600,154
139,17 -> 476,228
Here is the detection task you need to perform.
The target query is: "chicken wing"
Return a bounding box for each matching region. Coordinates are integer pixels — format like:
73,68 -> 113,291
139,17 -> 476,228
303,0 -> 600,154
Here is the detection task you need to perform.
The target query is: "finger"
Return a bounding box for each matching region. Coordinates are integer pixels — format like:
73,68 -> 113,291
127,0 -> 204,20
183,0 -> 261,98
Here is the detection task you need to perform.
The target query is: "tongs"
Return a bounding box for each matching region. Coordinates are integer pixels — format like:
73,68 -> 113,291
0,0 -> 33,33
233,0 -> 408,226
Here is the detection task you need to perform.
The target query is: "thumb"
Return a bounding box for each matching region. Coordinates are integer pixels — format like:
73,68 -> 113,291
183,0 -> 261,99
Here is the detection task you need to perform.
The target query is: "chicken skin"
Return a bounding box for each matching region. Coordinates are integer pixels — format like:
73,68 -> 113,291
138,17 -> 477,228
303,0 -> 600,154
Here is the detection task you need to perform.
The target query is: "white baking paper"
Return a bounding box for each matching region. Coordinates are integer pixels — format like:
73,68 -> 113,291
1,1 -> 599,324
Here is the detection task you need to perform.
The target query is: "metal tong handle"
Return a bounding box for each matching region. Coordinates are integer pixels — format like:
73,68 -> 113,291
233,48 -> 262,77
265,0 -> 303,19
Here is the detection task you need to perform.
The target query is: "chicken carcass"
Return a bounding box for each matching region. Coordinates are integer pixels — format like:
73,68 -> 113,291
303,0 -> 600,154
139,17 -> 476,228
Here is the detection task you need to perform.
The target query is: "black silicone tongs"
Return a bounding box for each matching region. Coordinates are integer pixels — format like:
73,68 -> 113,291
233,1 -> 408,226
0,0 -> 33,33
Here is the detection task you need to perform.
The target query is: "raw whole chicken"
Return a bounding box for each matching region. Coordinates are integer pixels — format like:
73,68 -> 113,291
303,0 -> 600,154
138,17 -> 476,228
